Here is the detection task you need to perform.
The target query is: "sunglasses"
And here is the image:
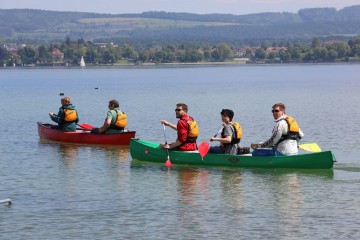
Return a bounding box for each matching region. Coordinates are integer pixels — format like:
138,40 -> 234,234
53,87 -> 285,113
175,109 -> 182,112
272,109 -> 280,113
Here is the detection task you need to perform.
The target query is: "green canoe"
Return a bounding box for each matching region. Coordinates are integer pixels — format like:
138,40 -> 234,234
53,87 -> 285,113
130,139 -> 335,169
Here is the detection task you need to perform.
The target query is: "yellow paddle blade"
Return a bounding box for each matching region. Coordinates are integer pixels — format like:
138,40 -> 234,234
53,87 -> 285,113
299,143 -> 322,152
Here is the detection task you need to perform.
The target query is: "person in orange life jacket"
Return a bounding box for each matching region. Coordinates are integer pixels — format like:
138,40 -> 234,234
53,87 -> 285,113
49,97 -> 79,132
251,103 -> 304,156
91,99 -> 127,134
209,109 -> 240,155
160,103 -> 198,151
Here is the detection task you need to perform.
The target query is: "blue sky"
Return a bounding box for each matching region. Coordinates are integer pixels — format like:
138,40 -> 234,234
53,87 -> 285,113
1,0 -> 360,15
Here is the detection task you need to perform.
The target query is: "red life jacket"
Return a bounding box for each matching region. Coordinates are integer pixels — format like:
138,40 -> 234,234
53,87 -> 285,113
180,115 -> 199,143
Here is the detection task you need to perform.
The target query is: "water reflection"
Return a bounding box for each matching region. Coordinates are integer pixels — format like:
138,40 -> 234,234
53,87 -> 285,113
177,167 -> 209,205
101,145 -> 131,177
176,167 -> 212,236
220,170 -> 244,210
38,139 -> 80,169
58,144 -> 79,168
38,139 -> 131,171
268,173 -> 304,233
102,145 -> 130,162
247,168 -> 333,236
250,168 -> 334,179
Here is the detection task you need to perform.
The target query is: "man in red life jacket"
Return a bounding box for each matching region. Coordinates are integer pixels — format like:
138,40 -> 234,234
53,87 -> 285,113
160,103 -> 199,151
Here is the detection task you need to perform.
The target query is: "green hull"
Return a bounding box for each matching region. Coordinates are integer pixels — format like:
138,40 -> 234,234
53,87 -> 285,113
130,139 -> 334,169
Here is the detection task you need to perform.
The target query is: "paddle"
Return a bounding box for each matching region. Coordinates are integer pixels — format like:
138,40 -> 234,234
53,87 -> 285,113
198,127 -> 223,159
299,143 -> 321,152
52,114 -> 93,130
162,124 -> 174,167
77,123 -> 94,131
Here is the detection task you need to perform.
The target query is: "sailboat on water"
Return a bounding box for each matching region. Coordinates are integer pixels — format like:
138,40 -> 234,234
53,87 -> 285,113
80,56 -> 85,67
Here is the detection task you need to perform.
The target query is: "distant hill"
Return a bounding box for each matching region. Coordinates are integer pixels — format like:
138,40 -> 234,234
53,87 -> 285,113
1,5 -> 360,45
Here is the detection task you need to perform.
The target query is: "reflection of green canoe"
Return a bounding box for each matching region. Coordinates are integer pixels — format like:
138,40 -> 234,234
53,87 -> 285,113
130,139 -> 335,169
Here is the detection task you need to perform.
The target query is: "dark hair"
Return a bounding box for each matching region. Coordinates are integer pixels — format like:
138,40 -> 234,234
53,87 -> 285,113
272,103 -> 285,111
109,99 -> 119,108
221,109 -> 234,120
176,103 -> 188,113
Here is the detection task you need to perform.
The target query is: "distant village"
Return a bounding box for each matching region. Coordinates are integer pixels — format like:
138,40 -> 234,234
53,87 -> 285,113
1,37 -> 360,67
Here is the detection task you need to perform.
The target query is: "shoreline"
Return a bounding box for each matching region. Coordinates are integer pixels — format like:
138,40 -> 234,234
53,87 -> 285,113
2,60 -> 360,69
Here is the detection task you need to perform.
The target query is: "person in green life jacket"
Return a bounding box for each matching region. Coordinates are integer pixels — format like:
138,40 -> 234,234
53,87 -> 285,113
91,99 -> 127,134
49,97 -> 79,132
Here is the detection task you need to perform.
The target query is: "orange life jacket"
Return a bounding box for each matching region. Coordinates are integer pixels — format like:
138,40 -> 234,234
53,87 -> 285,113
282,116 -> 301,141
181,116 -> 199,143
63,108 -> 78,122
112,110 -> 127,129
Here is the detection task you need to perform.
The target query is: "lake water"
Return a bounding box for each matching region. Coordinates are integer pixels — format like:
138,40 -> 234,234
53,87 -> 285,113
1,64 -> 360,239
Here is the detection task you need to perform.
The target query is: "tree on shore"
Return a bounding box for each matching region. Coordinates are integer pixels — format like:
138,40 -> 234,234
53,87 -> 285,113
1,36 -> 360,66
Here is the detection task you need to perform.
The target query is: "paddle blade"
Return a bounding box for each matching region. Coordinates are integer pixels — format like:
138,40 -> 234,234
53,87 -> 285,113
78,123 -> 94,130
299,143 -> 321,152
198,141 -> 210,158
165,157 -> 174,167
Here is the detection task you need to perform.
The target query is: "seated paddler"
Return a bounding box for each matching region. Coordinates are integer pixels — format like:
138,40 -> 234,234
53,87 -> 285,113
160,103 -> 199,151
251,103 -> 304,156
49,97 -> 79,132
209,109 -> 242,155
91,99 -> 127,134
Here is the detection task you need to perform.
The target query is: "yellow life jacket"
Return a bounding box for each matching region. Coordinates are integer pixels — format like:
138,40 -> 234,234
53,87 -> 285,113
63,108 -> 78,122
114,110 -> 127,128
184,116 -> 199,142
229,121 -> 242,144
283,116 -> 301,140
221,122 -> 242,148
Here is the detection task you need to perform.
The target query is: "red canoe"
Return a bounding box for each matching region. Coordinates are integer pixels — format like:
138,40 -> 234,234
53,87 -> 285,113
37,122 -> 136,145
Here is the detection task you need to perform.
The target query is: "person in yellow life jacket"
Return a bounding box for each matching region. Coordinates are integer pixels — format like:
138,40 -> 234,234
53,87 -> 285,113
49,97 -> 79,132
91,99 -> 127,134
251,103 -> 304,156
160,103 -> 199,151
209,109 -> 242,155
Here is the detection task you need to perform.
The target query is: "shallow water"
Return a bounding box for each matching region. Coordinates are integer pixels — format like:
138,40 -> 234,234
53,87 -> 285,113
1,64 -> 360,239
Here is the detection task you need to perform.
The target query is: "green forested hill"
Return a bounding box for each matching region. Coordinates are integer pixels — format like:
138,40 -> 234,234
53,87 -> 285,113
0,5 -> 360,44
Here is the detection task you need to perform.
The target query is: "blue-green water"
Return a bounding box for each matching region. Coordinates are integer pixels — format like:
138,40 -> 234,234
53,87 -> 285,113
1,64 -> 360,239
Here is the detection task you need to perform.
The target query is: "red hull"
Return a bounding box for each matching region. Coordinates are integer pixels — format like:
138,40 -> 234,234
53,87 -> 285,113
37,122 -> 135,145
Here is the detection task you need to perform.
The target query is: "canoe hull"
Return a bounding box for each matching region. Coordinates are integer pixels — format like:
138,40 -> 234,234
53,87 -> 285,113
38,122 -> 135,145
130,139 -> 334,169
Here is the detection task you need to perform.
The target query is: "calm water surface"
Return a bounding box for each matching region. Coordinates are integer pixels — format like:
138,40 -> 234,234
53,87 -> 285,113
1,64 -> 360,239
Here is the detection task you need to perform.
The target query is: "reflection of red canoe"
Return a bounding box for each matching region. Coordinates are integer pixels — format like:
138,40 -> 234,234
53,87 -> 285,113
37,122 -> 136,145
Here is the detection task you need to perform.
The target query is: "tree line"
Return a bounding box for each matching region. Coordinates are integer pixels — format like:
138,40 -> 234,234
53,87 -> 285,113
1,37 -> 360,66
254,38 -> 360,62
